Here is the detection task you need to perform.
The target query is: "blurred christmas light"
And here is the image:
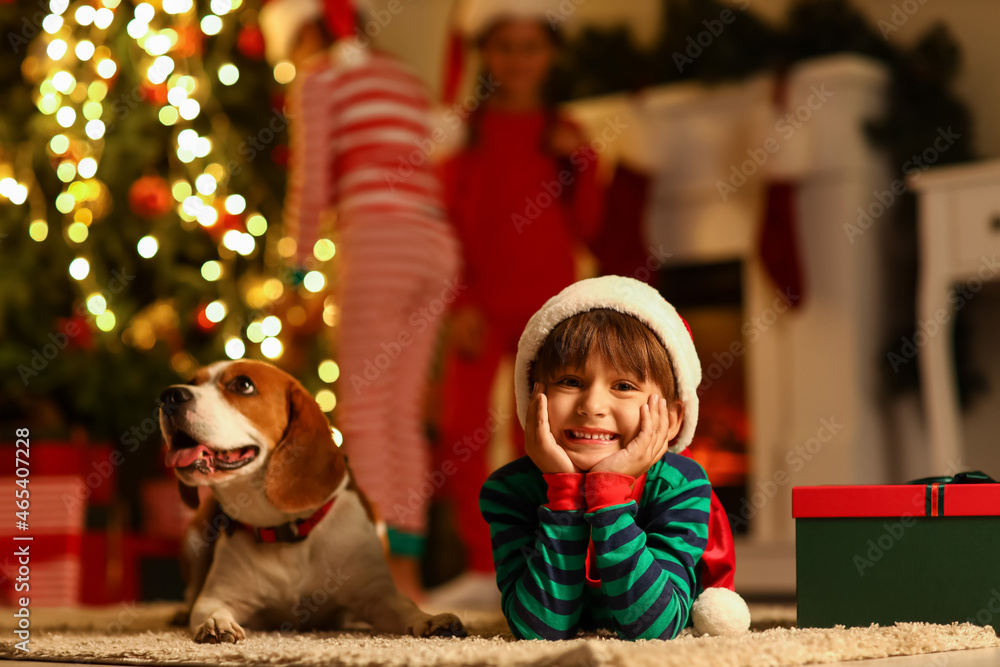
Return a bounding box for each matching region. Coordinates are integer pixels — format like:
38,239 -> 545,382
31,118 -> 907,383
172,181 -> 192,201
76,40 -> 95,60
225,338 -> 246,359
167,86 -> 186,106
8,185 -> 28,205
87,294 -> 107,315
332,428 -> 344,447
94,8 -> 114,29
47,40 -> 68,60
82,101 -> 102,120
126,20 -> 149,39
246,214 -> 267,236
56,162 -> 76,182
210,0 -> 233,16
196,206 -> 218,226
222,230 -> 242,251
85,119 -> 106,139
319,360 -> 340,383
50,134 -> 70,154
316,390 -> 337,412
137,235 -> 158,258
67,221 -> 89,242
39,94 -> 59,114
56,106 -> 76,127
205,300 -> 227,323
263,279 -> 283,300
78,157 -> 97,178
29,221 -> 49,242
201,16 -> 222,35
314,239 -> 336,261
148,56 -> 174,84
201,261 -> 222,281
69,257 -> 89,279
134,3 -> 154,22
43,15 -> 63,34
88,81 -> 107,101
247,321 -> 265,343
273,62 -> 295,84
145,34 -> 171,56
303,271 -> 326,293
261,337 -> 283,359
75,5 -> 96,25
277,237 -> 296,258
236,233 -> 255,256
261,316 -> 281,337
158,106 -> 178,125
178,98 -> 199,120
96,59 -> 117,78
195,174 -> 216,195
225,194 -> 245,214
50,0 -> 70,15
163,0 -> 194,14
96,310 -> 116,332
218,64 -> 239,86
52,71 -> 75,93
55,192 -> 75,213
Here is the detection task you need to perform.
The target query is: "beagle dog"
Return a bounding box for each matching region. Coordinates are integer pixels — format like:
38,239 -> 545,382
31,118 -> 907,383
158,360 -> 465,643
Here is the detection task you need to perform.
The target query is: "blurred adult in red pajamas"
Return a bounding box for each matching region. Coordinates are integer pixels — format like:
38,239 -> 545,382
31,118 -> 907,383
261,0 -> 460,603
430,0 -> 605,607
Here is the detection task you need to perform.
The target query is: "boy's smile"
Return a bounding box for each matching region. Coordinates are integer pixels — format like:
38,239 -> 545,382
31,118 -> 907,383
542,356 -> 663,472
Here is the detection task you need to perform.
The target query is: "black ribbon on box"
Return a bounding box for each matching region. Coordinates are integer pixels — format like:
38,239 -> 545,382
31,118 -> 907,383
907,471 -> 996,517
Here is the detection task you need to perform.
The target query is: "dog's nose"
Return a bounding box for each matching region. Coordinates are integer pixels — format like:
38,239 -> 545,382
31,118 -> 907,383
160,386 -> 194,407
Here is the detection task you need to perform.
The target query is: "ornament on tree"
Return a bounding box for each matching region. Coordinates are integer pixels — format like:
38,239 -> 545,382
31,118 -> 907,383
57,315 -> 94,351
238,25 -> 266,60
195,304 -> 217,333
129,175 -> 172,219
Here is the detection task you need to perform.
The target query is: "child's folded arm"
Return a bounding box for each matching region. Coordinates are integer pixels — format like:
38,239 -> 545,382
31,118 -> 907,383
585,465 -> 712,641
480,471 -> 590,640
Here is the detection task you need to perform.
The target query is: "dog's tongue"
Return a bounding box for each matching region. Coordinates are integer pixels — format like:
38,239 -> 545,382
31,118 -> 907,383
165,444 -> 214,469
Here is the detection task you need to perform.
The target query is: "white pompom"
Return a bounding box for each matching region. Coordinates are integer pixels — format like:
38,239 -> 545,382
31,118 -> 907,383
691,587 -> 751,636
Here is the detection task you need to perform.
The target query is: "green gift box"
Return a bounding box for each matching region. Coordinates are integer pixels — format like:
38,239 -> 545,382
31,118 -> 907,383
794,478 -> 1000,630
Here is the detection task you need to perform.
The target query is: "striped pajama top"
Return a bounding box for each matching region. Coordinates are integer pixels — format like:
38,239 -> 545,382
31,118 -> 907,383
480,453 -> 711,640
282,41 -> 452,266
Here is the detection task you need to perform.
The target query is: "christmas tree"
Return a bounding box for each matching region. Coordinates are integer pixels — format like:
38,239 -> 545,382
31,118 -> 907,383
0,0 -> 340,450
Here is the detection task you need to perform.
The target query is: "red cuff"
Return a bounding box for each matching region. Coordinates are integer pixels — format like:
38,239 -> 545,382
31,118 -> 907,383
543,473 -> 586,511
585,472 -> 636,511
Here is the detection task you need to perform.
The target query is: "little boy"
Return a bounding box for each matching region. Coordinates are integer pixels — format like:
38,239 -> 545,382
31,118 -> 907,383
480,276 -> 750,640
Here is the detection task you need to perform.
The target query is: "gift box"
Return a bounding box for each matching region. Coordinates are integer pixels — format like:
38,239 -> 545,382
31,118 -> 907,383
794,477 -> 1000,631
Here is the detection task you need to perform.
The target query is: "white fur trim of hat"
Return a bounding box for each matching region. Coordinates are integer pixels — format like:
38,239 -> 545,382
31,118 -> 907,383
259,0 -> 322,65
458,0 -> 577,38
514,275 -> 702,454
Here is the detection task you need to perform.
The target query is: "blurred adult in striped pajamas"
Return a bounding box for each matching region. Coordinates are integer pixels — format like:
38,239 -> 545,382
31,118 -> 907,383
261,0 -> 460,602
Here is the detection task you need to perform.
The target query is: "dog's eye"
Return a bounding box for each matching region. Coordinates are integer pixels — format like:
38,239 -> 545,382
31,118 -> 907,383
228,375 -> 257,396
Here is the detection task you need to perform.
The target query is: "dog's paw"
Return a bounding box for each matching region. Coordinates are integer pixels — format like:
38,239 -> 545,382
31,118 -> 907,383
194,615 -> 246,644
417,612 -> 467,638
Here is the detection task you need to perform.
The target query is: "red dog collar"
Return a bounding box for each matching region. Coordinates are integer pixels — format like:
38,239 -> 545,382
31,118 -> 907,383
231,496 -> 336,543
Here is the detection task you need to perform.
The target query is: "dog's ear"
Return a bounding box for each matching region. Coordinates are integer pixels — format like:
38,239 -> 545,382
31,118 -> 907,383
178,480 -> 201,510
265,379 -> 346,513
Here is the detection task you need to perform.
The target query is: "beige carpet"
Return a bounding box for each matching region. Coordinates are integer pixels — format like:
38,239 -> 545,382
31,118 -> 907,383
0,602 -> 996,667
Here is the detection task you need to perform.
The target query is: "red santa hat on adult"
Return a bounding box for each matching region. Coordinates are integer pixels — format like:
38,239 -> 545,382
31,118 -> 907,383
514,275 -> 752,637
442,0 -> 571,104
259,0 -> 370,65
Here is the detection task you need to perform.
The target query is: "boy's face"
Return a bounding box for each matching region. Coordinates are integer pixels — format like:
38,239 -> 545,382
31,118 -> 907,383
541,355 -> 677,472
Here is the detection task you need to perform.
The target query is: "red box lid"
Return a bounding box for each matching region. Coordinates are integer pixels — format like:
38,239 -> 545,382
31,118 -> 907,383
793,484 -> 1000,518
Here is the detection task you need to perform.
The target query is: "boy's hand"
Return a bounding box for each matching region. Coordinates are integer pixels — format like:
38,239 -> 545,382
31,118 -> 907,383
590,394 -> 671,478
525,383 -> 578,474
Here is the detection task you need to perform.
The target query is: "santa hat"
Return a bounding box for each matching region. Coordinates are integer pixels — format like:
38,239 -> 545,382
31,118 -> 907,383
514,275 -> 752,636
443,0 -> 572,105
259,0 -> 369,65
